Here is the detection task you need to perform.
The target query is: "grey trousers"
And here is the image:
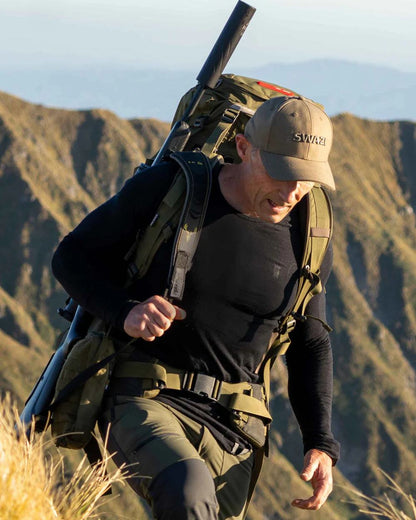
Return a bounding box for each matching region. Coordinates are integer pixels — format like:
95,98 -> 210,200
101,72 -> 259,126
99,396 -> 255,520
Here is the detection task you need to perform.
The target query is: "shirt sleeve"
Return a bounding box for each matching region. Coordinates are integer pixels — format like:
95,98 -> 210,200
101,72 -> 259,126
285,243 -> 341,464
51,162 -> 177,327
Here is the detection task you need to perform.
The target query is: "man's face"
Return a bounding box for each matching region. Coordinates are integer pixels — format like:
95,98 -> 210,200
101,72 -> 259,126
244,148 -> 314,224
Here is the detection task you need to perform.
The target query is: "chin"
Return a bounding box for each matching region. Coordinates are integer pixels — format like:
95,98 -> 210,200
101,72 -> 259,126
259,214 -> 282,224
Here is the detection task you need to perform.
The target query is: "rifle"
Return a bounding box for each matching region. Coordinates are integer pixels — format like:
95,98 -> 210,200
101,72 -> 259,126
18,0 -> 256,438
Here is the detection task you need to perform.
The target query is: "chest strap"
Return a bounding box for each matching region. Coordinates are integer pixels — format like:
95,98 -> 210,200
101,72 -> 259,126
112,360 -> 272,423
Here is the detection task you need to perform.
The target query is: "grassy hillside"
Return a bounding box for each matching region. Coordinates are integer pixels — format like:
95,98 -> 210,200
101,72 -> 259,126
1,90 -> 416,519
330,115 -> 416,493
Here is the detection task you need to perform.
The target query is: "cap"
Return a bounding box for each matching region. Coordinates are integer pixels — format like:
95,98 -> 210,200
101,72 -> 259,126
244,96 -> 335,190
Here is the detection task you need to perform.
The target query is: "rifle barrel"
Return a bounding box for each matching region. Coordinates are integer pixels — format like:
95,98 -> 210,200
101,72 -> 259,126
152,0 -> 255,165
196,1 -> 256,89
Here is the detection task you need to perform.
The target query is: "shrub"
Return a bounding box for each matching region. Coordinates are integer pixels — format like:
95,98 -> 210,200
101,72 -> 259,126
0,394 -> 127,520
348,470 -> 416,520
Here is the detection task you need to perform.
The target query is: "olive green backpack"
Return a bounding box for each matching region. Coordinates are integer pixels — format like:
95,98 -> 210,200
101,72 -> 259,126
50,74 -> 332,455
147,73 -> 306,165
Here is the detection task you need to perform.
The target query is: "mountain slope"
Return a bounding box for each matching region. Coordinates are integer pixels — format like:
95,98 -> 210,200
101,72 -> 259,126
329,114 -> 416,493
1,91 -> 416,518
0,91 -> 170,343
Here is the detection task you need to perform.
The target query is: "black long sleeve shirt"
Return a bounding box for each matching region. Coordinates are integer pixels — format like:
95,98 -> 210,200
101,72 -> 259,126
52,160 -> 340,462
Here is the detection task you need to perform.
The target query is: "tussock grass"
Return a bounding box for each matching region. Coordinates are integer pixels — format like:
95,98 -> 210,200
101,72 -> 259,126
348,470 -> 416,519
0,394 -> 127,520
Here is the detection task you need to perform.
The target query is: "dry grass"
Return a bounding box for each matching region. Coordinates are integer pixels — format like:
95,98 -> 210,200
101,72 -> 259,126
347,470 -> 416,519
0,394 -> 128,520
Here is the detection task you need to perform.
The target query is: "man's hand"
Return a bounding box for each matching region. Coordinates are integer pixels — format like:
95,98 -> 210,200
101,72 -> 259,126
291,449 -> 333,510
123,295 -> 186,341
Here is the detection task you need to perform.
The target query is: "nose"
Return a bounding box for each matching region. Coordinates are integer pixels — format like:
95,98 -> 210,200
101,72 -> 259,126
277,181 -> 301,204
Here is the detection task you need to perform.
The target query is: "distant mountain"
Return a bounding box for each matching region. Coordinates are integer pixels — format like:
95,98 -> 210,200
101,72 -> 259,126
1,91 -> 416,519
246,60 -> 416,122
0,60 -> 415,122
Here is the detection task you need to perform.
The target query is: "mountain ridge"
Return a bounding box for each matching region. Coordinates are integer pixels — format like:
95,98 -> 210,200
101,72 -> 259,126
1,59 -> 415,122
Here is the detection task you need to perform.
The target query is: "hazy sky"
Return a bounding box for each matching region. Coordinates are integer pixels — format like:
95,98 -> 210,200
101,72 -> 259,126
0,0 -> 415,73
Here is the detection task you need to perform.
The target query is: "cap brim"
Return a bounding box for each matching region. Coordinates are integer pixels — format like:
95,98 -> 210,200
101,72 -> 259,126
260,150 -> 336,191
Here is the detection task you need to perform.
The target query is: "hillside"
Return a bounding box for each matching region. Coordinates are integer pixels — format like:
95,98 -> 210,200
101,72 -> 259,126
1,90 -> 416,519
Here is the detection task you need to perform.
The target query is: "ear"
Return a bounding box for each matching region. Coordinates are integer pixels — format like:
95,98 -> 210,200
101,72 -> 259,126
235,133 -> 251,162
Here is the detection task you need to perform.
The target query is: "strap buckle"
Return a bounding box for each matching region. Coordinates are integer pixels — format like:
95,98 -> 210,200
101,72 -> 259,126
221,107 -> 240,124
183,372 -> 222,400
276,315 -> 297,337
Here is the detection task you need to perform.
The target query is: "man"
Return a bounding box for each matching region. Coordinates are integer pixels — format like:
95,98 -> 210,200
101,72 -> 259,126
52,95 -> 340,519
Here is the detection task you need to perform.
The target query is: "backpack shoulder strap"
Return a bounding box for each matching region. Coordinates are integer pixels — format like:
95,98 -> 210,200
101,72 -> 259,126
125,171 -> 186,281
259,187 -> 333,401
125,151 -> 214,301
293,185 -> 333,318
166,151 -> 213,301
276,186 -> 333,340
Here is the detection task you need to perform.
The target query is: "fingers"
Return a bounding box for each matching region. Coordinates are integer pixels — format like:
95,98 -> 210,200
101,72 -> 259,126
300,453 -> 321,483
174,305 -> 187,320
123,295 -> 186,340
291,449 -> 333,511
291,497 -> 322,510
291,488 -> 329,511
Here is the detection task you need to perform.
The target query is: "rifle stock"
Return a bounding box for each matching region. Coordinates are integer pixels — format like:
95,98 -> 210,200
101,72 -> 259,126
19,306 -> 93,438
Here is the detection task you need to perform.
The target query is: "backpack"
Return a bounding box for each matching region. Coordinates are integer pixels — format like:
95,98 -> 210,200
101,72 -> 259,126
130,73 -> 332,339
26,74 -> 333,458
122,152 -> 332,454
145,73 -> 307,167
128,73 -> 333,415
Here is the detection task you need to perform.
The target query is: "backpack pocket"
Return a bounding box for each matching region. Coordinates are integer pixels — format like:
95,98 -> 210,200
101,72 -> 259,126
225,384 -> 272,449
51,329 -> 115,449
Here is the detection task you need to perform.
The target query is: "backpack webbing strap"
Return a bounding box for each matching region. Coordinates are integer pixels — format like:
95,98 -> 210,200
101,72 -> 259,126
125,174 -> 186,282
201,107 -> 241,158
125,151 -> 214,295
260,187 -> 333,405
112,360 -> 272,421
201,105 -> 254,158
166,151 -> 213,301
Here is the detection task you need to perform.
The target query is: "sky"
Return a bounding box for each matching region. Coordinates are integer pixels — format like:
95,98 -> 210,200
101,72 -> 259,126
0,0 -> 415,73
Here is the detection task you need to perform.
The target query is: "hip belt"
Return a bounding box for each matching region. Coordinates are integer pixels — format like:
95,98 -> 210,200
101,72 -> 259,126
111,360 -> 272,423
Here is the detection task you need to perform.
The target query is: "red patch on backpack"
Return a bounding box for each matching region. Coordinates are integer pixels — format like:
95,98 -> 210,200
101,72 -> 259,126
256,81 -> 295,96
